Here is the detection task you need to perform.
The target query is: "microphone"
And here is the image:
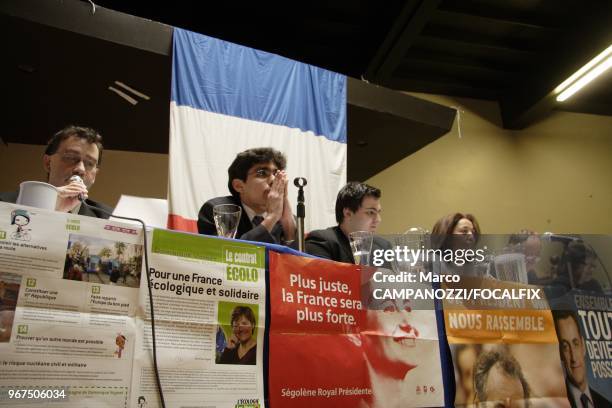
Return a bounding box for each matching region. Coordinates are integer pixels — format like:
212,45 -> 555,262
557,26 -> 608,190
69,175 -> 85,202
294,177 -> 307,188
294,178 -> 307,207
542,232 -> 579,243
293,177 -> 307,252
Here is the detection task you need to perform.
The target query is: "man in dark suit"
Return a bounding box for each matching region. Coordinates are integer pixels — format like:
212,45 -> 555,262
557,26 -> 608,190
0,126 -> 113,219
553,310 -> 609,408
198,147 -> 295,245
306,182 -> 389,264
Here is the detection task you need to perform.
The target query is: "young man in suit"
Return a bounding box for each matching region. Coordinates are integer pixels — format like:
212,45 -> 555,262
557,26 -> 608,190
0,125 -> 113,219
198,147 -> 296,245
306,181 -> 389,263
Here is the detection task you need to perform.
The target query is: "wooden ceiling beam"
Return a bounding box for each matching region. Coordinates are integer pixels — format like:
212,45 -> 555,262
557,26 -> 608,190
365,0 -> 442,83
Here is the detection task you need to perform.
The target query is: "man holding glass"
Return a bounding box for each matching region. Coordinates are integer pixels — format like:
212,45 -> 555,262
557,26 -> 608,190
197,147 -> 296,245
306,182 -> 389,264
0,125 -> 113,218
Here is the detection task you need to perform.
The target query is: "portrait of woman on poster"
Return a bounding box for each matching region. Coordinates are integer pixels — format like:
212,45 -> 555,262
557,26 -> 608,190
218,306 -> 257,365
358,278 -> 443,408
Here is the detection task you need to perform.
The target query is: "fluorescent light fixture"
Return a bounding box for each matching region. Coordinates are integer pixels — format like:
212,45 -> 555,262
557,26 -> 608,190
114,81 -> 151,100
555,45 -> 612,102
108,86 -> 138,105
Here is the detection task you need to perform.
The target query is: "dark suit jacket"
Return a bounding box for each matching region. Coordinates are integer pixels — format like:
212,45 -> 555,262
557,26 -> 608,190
0,191 -> 113,219
197,195 -> 286,245
590,387 -> 609,408
566,381 -> 609,408
305,226 -> 392,264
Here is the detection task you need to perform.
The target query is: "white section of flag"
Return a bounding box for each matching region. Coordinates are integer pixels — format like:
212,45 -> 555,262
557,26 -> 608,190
168,102 -> 347,232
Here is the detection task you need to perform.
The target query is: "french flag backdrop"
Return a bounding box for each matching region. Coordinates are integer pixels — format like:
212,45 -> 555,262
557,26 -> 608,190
168,28 -> 347,233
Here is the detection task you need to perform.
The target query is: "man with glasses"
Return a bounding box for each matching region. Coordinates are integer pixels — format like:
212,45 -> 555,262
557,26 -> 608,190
198,147 -> 296,245
306,182 -> 389,263
1,126 -> 113,218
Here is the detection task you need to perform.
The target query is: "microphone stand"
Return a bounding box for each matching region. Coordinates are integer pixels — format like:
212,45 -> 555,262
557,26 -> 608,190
294,178 -> 307,252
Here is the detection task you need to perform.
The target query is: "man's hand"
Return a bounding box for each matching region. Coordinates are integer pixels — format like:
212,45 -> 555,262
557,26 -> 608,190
55,178 -> 88,213
261,172 -> 285,232
279,172 -> 296,241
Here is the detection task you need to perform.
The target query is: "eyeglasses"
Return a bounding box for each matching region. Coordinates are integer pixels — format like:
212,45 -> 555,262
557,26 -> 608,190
60,152 -> 98,171
249,167 -> 279,179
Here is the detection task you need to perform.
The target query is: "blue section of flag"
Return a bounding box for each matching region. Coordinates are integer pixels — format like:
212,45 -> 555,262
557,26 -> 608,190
172,28 -> 347,143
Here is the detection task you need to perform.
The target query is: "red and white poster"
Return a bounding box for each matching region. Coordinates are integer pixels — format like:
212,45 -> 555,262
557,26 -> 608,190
268,252 -> 444,408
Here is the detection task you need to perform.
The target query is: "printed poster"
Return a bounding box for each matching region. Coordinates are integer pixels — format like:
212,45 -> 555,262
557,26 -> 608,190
444,277 -> 570,407
268,251 -> 444,408
129,229 -> 266,408
550,291 -> 612,408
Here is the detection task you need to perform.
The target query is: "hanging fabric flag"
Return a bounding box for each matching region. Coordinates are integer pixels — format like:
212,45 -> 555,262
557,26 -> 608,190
168,28 -> 347,233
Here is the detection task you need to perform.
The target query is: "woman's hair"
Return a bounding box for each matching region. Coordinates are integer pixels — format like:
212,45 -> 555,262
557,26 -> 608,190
431,212 -> 480,250
231,305 -> 256,327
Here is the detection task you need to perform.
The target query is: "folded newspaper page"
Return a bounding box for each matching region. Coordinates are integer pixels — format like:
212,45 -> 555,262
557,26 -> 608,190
0,202 -> 267,408
0,202 -> 142,407
129,229 -> 266,408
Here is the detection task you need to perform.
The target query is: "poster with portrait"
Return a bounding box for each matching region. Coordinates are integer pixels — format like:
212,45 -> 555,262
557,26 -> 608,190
129,229 -> 266,408
444,277 -> 570,407
549,290 -> 612,408
268,252 -> 444,408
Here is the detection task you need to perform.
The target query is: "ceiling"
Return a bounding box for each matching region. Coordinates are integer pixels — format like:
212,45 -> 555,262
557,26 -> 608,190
91,0 -> 612,128
1,0 -> 610,181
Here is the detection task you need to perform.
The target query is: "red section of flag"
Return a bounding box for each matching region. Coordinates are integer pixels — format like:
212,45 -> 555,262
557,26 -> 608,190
167,213 -> 198,232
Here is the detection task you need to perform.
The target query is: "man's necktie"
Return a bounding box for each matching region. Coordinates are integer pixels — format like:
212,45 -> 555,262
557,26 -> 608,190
252,215 -> 264,226
580,393 -> 590,408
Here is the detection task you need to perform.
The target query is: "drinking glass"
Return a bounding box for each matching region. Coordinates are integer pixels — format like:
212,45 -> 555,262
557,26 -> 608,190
349,231 -> 374,266
213,204 -> 242,239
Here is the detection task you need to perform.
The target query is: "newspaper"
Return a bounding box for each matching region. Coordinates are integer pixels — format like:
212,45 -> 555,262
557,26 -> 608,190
0,202 -> 266,408
0,202 -> 142,407
129,229 -> 266,408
